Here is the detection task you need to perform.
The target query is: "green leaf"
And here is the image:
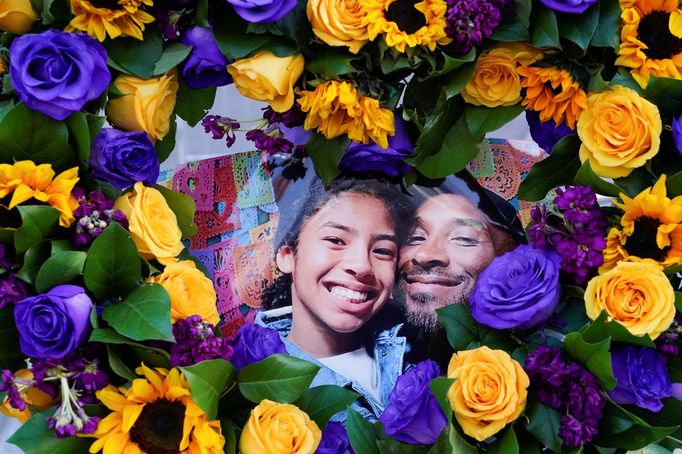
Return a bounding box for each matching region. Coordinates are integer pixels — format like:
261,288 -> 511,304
153,42 -> 192,76
524,399 -> 562,453
490,0 -> 531,41
666,171 -> 682,198
89,327 -> 171,359
105,28 -> 163,79
529,3 -> 560,48
175,78 -> 217,127
8,411 -> 93,454
154,184 -> 198,239
195,0 -> 209,26
306,49 -> 358,77
413,117 -> 483,178
644,77 -> 682,118
102,284 -> 173,341
214,9 -> 292,59
346,409 -> 380,454
426,49 -> 476,80
106,344 -> 137,381
489,426 -> 519,454
442,64 -> 477,99
222,419 -> 237,454
429,377 -> 455,424
518,134 -> 581,201
0,103 -> 75,172
181,359 -> 236,420
0,306 -> 23,371
14,205 -> 60,255
574,160 -> 623,197
563,331 -> 616,389
306,133 -> 349,185
448,424 -> 478,454
465,104 -> 524,137
427,431 -> 453,454
65,112 -> 92,169
580,311 -> 655,348
34,250 -> 86,293
411,94 -> 460,157
556,3 -> 599,51
591,0 -> 621,48
437,303 -> 484,352
613,168 -> 653,199
83,222 -> 141,301
294,385 -> 359,428
676,292 -> 682,313
16,241 -> 51,284
155,114 -> 177,164
237,354 -> 320,404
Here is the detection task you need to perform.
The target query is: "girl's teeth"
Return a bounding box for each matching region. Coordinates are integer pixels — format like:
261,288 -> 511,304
330,286 -> 368,303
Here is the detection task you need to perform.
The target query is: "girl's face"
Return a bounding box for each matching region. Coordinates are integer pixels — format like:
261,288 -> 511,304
277,193 -> 398,336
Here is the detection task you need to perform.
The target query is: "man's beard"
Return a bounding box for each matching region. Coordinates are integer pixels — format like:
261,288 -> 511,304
395,276 -> 469,333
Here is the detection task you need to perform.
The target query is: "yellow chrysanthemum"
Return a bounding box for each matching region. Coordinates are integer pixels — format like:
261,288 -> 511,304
66,0 -> 155,42
89,365 -> 225,454
0,160 -> 79,227
517,65 -> 587,130
359,0 -> 451,53
615,0 -> 682,88
297,80 -> 395,148
601,175 -> 682,272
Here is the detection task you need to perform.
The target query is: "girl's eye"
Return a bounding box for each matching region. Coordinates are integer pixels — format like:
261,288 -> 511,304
323,237 -> 345,246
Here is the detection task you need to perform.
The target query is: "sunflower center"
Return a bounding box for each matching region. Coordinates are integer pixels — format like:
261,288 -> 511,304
88,0 -> 121,9
386,0 -> 427,34
623,216 -> 670,262
129,398 -> 186,454
637,11 -> 682,60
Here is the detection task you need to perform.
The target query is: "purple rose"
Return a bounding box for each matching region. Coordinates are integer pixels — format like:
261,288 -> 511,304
339,118 -> 413,177
181,26 -> 232,89
14,285 -> 93,359
673,115 -> 682,157
471,244 -> 562,330
9,30 -> 110,121
526,110 -> 573,154
89,128 -> 160,190
379,360 -> 447,445
226,0 -> 297,23
609,346 -> 673,412
538,0 -> 597,14
317,421 -> 355,454
230,323 -> 287,370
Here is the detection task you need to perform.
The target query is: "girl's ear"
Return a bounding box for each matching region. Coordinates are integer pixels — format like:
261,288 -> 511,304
275,245 -> 294,274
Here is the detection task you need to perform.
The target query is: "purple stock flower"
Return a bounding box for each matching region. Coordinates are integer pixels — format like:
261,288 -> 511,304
263,105 -> 306,128
551,230 -> 605,284
230,323 -> 286,370
528,205 -> 550,249
317,421 -> 355,454
379,360 -> 447,445
246,128 -> 294,156
0,369 -> 28,411
71,189 -> 128,247
526,109 -> 573,154
14,285 -> 93,359
539,0 -> 597,14
181,26 -> 232,89
226,0 -> 297,23
0,273 -> 27,309
202,115 -> 240,147
90,128 -> 160,190
524,345 -> 580,409
9,30 -> 110,121
559,415 -> 594,448
152,0 -> 197,40
470,244 -> 562,330
554,186 -> 599,224
609,346 -> 673,412
673,115 -> 682,156
445,0 -> 509,55
170,315 -> 234,367
339,118 -> 413,177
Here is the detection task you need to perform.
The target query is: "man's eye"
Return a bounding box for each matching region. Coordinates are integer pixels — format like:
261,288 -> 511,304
452,236 -> 480,246
406,235 -> 425,245
373,247 -> 396,258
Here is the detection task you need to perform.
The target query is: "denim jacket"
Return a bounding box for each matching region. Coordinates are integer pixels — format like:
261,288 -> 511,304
255,306 -> 409,423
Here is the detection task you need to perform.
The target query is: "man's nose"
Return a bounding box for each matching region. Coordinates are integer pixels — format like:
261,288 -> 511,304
413,237 -> 449,268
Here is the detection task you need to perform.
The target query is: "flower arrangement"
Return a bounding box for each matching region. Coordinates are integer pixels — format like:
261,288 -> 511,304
0,0 -> 680,452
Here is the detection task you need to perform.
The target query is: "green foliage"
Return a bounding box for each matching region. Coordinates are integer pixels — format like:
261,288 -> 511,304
465,104 -> 524,137
153,42 -> 192,76
529,4 -> 560,48
488,426 -> 519,454
294,385 -> 359,428
574,161 -> 623,197
14,206 -> 60,255
580,312 -> 655,348
16,241 -> 51,284
556,3 -> 598,51
429,377 -> 455,424
644,77 -> 682,118
105,28 -> 164,79
155,114 -> 177,163
437,303 -> 486,352
154,184 -> 198,239
34,250 -> 86,293
563,331 -> 616,390
175,79 -> 217,127
8,411 -> 93,454
0,307 -> 23,371
306,133 -> 349,185
425,49 -> 476,80
591,0 -> 621,48
237,354 -> 319,404
448,424 -> 478,454
518,135 -> 581,201
490,0 -> 531,41
102,284 -> 174,341
524,398 -> 562,452
181,359 -> 237,420
306,49 -> 358,77
346,409 -> 381,454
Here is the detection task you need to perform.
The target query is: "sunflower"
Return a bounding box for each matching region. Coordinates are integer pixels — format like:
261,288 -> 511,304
616,0 -> 682,88
66,0 -> 155,42
359,0 -> 451,53
297,80 -> 395,148
601,175 -> 682,272
89,364 -> 225,454
0,160 -> 79,227
517,65 -> 588,130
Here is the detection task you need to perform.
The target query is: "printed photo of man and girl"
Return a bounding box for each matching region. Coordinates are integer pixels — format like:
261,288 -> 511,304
252,168 -> 525,424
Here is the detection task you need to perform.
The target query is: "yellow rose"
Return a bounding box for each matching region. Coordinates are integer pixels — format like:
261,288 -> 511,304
462,44 -> 541,108
0,0 -> 36,34
114,182 -> 183,265
447,346 -> 529,442
106,70 -> 179,141
577,85 -> 661,178
228,52 -> 304,113
147,260 -> 219,325
307,0 -> 369,54
240,399 -> 321,454
584,261 -> 675,339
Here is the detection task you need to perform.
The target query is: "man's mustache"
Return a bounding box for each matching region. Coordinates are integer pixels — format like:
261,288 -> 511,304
400,264 -> 468,283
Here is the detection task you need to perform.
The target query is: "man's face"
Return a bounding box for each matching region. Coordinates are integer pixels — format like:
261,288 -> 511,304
398,194 -> 496,331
